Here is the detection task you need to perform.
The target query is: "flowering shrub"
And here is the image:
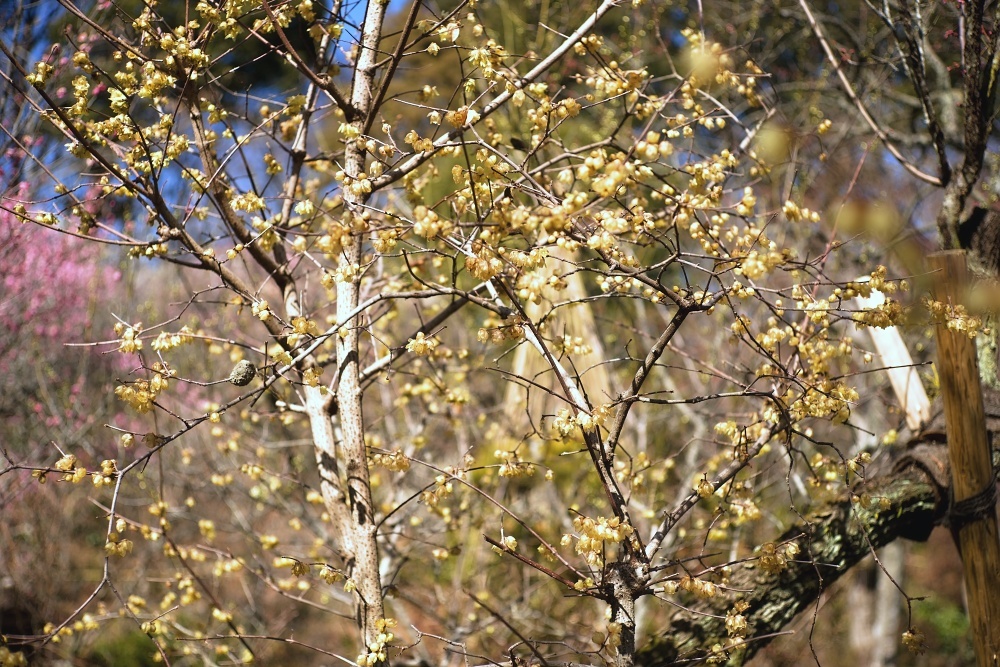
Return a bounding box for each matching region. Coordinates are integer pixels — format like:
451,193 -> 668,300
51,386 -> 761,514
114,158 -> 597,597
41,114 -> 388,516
0,0 -> 992,665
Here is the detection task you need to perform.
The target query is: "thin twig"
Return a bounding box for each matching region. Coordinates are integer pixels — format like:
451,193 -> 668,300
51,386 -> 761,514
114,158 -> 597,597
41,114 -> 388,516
796,0 -> 942,186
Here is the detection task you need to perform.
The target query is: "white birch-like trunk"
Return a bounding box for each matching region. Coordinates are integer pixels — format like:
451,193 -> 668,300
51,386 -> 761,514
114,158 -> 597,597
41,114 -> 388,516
330,0 -> 390,654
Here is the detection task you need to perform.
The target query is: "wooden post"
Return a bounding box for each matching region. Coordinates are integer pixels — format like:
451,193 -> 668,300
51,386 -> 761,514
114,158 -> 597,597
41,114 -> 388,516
929,250 -> 1000,667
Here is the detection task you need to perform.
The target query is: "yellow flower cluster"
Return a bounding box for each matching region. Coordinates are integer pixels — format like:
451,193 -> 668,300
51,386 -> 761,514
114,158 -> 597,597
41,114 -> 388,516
477,313 -> 524,345
115,322 -> 143,353
315,224 -> 351,259
582,62 -> 648,101
515,267 -> 564,304
853,298 -> 905,329
781,200 -> 821,223
319,565 -> 344,584
115,364 -> 171,414
288,316 -> 320,347
466,248 -> 504,281
371,449 -> 410,472
756,541 -> 799,575
405,332 -> 438,356
263,153 -> 282,175
551,406 -> 611,437
372,229 -> 399,253
599,621 -> 623,651
565,515 -> 635,567
679,575 -> 719,599
695,475 -> 715,499
43,613 -> 100,645
0,647 -> 27,667
301,367 -> 322,388
92,459 -> 118,488
846,451 -> 872,477
54,453 -> 87,483
852,492 -> 892,511
356,618 -> 396,667
420,474 -> 456,523
902,627 -> 926,654
150,325 -> 194,351
791,380 -> 858,422
499,246 -> 548,270
924,297 -> 985,338
105,532 -> 134,558
494,449 -> 534,478
725,600 -> 751,639
25,60 -> 54,86
251,300 -> 271,321
230,191 -> 266,213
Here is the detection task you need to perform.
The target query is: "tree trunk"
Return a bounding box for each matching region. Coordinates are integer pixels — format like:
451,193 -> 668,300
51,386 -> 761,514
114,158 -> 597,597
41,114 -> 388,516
847,543 -> 902,667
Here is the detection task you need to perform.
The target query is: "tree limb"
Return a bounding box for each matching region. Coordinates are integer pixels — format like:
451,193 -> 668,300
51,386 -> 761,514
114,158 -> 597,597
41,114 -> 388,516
637,436 -> 990,666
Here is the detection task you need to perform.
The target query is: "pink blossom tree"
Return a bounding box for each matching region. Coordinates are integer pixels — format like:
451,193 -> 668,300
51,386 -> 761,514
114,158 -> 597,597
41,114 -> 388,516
0,178 -> 124,665
0,182 -> 120,432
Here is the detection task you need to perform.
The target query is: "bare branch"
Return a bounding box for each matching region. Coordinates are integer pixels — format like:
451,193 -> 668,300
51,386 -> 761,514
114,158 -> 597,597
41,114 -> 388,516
796,0 -> 943,186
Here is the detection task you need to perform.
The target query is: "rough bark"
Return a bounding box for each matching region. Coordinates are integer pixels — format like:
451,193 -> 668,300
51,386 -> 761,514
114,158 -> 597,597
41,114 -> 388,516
636,437 -> 997,666
934,1 -> 1000,248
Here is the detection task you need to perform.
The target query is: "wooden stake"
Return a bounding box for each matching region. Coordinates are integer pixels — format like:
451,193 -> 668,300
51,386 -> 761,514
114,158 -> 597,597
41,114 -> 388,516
929,250 -> 1000,667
